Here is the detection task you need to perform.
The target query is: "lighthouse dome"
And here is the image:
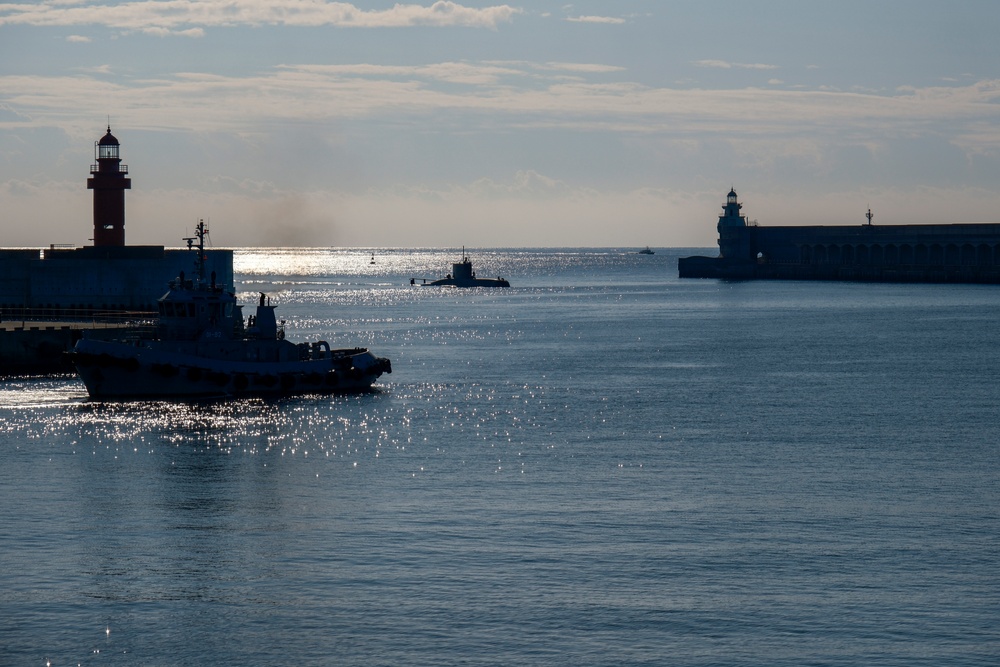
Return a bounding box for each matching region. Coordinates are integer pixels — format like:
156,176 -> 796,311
98,127 -> 119,146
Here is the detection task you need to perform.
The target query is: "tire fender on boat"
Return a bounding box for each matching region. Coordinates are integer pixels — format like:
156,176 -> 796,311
152,363 -> 179,377
209,371 -> 229,386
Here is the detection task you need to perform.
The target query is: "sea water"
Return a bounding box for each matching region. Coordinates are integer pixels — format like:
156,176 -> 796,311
0,248 -> 997,666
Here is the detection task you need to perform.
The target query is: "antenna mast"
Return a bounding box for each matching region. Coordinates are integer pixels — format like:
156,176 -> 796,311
182,219 -> 208,284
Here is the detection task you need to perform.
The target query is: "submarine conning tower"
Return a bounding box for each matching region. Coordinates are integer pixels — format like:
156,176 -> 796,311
452,254 -> 474,281
87,126 -> 131,247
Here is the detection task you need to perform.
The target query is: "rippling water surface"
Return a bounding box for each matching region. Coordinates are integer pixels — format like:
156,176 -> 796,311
1,248 -> 998,666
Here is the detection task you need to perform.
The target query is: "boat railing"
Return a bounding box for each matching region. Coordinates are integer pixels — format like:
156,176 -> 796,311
90,163 -> 128,175
117,323 -> 159,343
297,340 -> 333,361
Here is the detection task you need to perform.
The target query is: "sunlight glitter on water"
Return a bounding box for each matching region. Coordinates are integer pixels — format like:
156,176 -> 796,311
0,376 -> 561,472
233,248 -> 511,281
0,376 -> 88,408
230,247 -> 619,289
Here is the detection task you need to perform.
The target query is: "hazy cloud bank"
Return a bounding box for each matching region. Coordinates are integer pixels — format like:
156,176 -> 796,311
0,1 -> 522,34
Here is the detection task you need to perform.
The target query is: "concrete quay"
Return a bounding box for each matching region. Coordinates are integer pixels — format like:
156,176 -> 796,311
0,320 -> 141,375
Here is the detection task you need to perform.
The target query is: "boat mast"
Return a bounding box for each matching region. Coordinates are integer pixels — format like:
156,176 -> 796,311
183,219 -> 208,285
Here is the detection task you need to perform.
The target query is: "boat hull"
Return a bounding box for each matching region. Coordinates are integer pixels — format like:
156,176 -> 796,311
422,278 -> 510,287
68,338 -> 391,399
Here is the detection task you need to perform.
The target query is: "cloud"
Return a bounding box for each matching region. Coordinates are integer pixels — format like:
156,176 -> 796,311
297,61 -> 628,87
537,62 -> 626,74
694,60 -> 779,71
291,62 -> 528,86
66,34 -> 91,43
470,170 -> 577,198
0,104 -> 32,123
143,26 -> 204,38
0,1 -> 522,34
4,66 -> 1000,147
77,64 -> 113,74
5,60 -> 1000,204
566,15 -> 626,25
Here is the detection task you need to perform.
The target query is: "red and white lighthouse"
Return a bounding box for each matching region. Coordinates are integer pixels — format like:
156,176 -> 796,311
87,126 -> 131,246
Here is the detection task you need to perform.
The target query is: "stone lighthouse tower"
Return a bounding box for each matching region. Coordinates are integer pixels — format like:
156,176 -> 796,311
87,126 -> 131,247
717,188 -> 753,261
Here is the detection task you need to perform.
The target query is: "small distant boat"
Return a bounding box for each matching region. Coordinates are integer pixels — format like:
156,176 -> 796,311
638,246 -> 655,255
411,248 -> 510,288
67,221 -> 391,399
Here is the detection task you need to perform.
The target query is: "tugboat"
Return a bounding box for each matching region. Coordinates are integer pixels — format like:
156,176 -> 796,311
68,221 -> 391,399
411,248 -> 510,287
638,246 -> 655,255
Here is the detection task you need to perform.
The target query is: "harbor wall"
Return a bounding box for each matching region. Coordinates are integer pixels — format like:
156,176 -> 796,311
0,247 -> 234,316
679,222 -> 1000,284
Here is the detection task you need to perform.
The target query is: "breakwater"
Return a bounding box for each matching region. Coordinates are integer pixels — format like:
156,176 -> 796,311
679,190 -> 1000,283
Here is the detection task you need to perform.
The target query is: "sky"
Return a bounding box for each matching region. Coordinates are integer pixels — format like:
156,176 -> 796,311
2,1 -> 1000,248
